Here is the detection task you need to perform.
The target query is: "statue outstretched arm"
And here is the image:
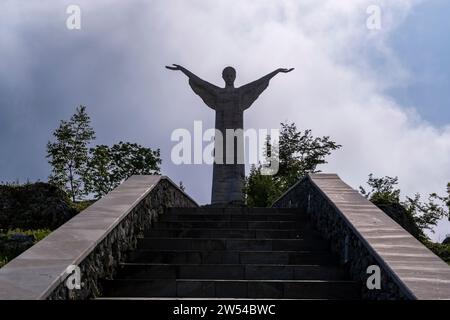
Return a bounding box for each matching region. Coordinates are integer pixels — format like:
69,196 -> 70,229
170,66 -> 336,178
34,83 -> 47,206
166,64 -> 220,90
241,68 -> 295,89
239,68 -> 294,110
166,64 -> 220,110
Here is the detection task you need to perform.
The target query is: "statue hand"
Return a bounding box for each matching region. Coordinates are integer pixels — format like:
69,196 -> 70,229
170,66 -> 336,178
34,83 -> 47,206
165,64 -> 184,71
278,68 -> 295,73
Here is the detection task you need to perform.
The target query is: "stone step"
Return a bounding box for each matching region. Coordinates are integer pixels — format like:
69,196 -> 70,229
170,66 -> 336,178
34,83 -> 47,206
152,220 -> 309,230
127,250 -> 337,265
159,213 -> 305,222
137,238 -> 330,251
101,279 -> 360,299
166,207 -> 304,215
116,263 -> 345,280
144,228 -> 321,239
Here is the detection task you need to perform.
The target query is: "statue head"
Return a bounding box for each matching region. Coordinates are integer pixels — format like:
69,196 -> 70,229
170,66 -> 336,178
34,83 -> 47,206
222,66 -> 236,87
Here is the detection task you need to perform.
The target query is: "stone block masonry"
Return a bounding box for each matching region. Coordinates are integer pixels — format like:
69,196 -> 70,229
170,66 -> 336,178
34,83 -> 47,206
273,174 -> 450,300
0,176 -> 197,300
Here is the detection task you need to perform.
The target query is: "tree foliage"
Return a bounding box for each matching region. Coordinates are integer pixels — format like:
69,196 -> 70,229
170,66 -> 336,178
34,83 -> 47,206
245,122 -> 341,207
85,142 -> 161,199
359,174 -> 400,205
46,105 -> 95,202
360,174 -> 450,234
276,123 -> 342,190
47,106 -> 162,201
404,193 -> 449,233
84,145 -> 113,198
244,165 -> 281,207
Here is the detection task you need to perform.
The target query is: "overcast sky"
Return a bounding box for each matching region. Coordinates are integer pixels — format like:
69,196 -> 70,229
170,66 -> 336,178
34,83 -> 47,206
0,0 -> 449,241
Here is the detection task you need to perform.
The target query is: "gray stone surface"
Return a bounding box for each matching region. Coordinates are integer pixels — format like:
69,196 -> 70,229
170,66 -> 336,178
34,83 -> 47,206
273,173 -> 450,300
166,64 -> 293,205
0,175 -> 197,300
100,206 -> 359,299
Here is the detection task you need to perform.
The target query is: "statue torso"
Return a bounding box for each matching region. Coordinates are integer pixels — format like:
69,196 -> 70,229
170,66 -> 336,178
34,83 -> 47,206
215,88 -> 243,131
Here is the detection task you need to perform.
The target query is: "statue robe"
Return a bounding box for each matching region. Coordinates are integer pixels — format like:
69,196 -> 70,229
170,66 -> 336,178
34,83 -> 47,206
188,76 -> 270,205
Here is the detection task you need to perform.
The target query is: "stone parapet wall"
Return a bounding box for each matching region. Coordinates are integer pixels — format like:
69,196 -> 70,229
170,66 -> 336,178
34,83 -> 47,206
0,176 -> 197,300
273,174 -> 450,300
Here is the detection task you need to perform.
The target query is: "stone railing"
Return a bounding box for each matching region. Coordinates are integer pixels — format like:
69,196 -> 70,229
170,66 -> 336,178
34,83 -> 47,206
0,175 -> 197,300
273,173 -> 450,300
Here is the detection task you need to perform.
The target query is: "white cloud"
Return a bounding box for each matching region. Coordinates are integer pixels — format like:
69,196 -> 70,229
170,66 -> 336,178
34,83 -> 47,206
1,0 -> 448,239
142,0 -> 450,239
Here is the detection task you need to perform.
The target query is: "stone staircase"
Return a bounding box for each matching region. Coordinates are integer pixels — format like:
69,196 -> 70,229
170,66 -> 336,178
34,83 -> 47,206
100,207 -> 361,299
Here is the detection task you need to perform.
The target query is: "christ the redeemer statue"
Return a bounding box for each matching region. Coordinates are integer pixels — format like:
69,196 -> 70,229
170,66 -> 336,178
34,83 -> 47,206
166,64 -> 294,206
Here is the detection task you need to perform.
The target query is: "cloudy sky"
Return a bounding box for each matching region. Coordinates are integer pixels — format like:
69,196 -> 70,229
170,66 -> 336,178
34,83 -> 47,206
0,0 -> 449,240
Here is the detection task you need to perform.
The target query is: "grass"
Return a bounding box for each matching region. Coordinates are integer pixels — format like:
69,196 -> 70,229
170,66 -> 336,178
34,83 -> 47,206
0,256 -> 7,268
70,199 -> 96,213
0,181 -> 98,269
0,228 -> 52,268
4,228 -> 52,242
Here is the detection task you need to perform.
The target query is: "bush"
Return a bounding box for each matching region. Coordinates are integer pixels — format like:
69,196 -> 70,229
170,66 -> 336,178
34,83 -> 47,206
0,182 -> 77,230
0,182 -> 85,268
422,240 -> 450,265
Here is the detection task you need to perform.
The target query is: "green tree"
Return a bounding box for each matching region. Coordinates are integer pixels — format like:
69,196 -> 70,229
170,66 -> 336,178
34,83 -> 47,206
360,174 -> 450,265
85,142 -> 161,199
47,106 -> 95,202
359,174 -> 400,205
276,123 -> 342,190
360,174 -> 450,234
84,145 -> 113,198
245,122 -> 341,207
244,164 -> 281,207
404,193 -> 448,233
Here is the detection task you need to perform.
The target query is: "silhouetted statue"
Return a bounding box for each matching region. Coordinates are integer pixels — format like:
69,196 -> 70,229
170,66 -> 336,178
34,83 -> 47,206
166,64 -> 294,205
